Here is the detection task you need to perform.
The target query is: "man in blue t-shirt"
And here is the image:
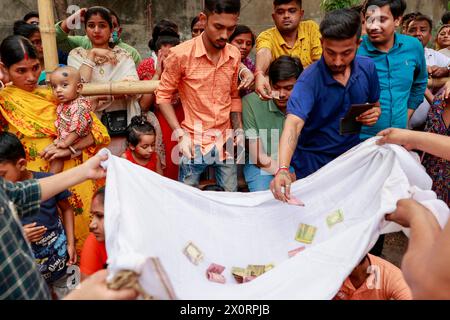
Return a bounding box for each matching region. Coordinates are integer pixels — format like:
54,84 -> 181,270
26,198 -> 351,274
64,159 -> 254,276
0,133 -> 75,299
271,9 -> 381,202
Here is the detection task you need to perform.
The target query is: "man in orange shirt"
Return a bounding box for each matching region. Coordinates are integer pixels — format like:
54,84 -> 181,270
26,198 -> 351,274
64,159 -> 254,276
156,0 -> 243,192
334,254 -> 412,300
80,187 -> 108,280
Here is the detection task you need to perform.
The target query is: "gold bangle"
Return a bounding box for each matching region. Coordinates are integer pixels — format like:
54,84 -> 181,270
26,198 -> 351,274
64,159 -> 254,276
68,146 -> 77,154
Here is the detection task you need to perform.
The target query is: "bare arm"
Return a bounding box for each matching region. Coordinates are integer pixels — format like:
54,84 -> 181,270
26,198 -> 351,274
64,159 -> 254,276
248,138 -> 278,175
271,114 -> 305,202
39,154 -> 107,201
377,128 -> 450,160
158,102 -> 192,158
158,103 -> 181,132
79,50 -> 96,83
255,48 -> 273,100
231,112 -> 243,130
139,65 -> 161,112
424,88 -> 435,105
57,132 -> 80,149
407,109 -> 415,120
58,199 -> 77,265
386,200 -> 448,299
156,155 -> 163,176
139,94 -> 155,113
279,115 -> 304,170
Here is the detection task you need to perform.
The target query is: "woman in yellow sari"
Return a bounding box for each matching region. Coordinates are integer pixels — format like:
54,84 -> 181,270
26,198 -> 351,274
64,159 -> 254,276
0,35 -> 110,255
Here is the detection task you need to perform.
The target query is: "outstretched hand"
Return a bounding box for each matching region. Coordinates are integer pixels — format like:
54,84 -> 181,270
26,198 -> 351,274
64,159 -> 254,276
64,269 -> 139,300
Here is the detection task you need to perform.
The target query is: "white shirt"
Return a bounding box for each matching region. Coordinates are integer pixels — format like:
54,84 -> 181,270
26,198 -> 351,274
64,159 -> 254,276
425,47 -> 450,66
439,47 -> 450,58
410,48 -> 450,129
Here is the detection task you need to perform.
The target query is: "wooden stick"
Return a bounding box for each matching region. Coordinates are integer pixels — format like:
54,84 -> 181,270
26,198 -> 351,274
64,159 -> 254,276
38,0 -> 59,80
81,80 -> 160,96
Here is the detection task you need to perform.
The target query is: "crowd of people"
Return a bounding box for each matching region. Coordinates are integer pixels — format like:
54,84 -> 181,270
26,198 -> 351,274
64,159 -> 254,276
0,0 -> 449,300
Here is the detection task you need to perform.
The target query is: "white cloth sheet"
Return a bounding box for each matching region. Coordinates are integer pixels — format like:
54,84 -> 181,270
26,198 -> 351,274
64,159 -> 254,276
101,138 -> 449,300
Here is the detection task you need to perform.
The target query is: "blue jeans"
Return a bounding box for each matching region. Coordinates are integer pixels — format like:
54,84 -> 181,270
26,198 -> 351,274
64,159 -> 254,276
179,146 -> 237,192
244,164 -> 295,192
244,164 -> 274,192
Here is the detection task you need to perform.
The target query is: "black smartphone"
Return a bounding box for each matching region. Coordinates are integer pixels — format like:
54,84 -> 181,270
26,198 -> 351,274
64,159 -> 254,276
339,103 -> 376,135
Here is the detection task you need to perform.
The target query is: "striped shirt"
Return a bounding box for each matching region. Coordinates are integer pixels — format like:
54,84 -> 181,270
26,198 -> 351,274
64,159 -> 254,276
156,35 -> 242,156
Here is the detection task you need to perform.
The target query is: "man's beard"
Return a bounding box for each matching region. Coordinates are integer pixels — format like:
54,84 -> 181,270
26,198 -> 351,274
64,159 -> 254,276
329,66 -> 346,74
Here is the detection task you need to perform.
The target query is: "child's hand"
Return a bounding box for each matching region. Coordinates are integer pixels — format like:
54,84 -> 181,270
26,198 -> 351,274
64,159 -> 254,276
56,141 -> 68,149
23,223 -> 47,243
40,143 -> 57,157
67,243 -> 77,266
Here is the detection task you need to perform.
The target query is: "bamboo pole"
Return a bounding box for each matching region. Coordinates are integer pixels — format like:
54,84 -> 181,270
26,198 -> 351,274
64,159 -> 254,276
38,0 -> 59,81
81,80 -> 160,96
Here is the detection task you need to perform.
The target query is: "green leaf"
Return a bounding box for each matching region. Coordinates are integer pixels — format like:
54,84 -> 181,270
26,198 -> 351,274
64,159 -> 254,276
320,0 -> 362,12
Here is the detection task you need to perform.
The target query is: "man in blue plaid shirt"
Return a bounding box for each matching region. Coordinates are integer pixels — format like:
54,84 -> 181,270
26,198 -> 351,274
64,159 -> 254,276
0,151 -> 137,300
0,178 -> 50,299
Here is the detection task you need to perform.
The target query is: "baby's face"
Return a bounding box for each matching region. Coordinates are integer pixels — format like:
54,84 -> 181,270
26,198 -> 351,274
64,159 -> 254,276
50,70 -> 81,104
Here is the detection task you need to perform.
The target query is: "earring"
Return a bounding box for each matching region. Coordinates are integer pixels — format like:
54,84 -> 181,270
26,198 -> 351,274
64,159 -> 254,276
0,80 -> 4,90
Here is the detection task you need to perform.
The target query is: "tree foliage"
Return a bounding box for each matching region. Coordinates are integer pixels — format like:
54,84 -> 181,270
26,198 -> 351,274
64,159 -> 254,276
320,0 -> 362,12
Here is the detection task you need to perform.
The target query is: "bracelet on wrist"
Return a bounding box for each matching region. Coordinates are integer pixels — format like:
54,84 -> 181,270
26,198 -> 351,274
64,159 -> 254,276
238,67 -> 250,82
82,58 -> 95,69
68,146 -> 77,154
254,70 -> 265,77
275,166 -> 290,176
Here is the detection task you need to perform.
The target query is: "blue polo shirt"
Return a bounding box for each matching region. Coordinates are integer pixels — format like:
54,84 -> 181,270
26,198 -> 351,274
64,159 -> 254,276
287,55 -> 380,179
358,34 -> 428,139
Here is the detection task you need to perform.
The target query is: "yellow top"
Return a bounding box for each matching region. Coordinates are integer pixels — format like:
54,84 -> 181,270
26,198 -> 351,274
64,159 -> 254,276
256,20 -> 322,68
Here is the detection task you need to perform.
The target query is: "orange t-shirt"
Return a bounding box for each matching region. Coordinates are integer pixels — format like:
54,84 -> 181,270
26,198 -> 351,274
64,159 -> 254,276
334,254 -> 413,300
80,233 -> 108,276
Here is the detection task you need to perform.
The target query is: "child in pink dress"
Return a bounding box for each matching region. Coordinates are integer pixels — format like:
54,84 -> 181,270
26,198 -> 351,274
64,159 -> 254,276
46,66 -> 93,173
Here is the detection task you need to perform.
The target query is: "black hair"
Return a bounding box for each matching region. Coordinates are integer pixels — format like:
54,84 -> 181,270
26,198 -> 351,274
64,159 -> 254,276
402,12 -> 419,24
126,116 -> 156,147
351,3 -> 365,14
155,35 -> 181,52
23,11 -> 39,23
13,20 -> 40,39
191,16 -> 200,31
0,35 -> 38,68
401,12 -> 419,32
148,19 -> 179,51
229,25 -> 256,47
202,184 -> 225,191
0,132 -> 26,163
268,55 -> 303,85
273,0 -> 302,6
204,0 -> 241,15
408,13 -> 433,31
363,0 -> 407,20
109,8 -> 121,26
320,8 -> 362,40
442,11 -> 450,25
84,6 -> 113,30
93,186 -> 105,204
